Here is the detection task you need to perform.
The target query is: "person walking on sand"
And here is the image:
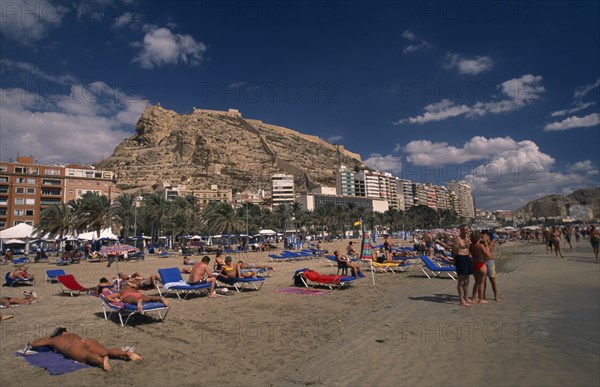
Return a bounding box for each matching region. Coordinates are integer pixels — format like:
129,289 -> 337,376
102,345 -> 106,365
28,327 -> 141,372
563,225 -> 573,249
589,225 -> 599,262
451,225 -> 472,307
551,227 -> 564,259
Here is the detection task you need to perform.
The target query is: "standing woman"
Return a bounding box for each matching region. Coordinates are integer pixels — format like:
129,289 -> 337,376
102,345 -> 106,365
469,231 -> 489,304
589,225 -> 599,262
552,227 -> 564,259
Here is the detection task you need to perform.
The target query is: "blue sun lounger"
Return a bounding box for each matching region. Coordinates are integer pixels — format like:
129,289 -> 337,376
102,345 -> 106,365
216,275 -> 265,292
46,269 -> 66,283
419,255 -> 456,280
4,272 -> 36,287
100,292 -> 169,327
157,267 -> 212,299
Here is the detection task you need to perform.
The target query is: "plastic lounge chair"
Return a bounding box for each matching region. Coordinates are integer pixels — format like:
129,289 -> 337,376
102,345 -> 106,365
369,261 -> 411,273
419,255 -> 456,280
216,275 -> 265,292
294,268 -> 356,290
157,267 -> 212,299
100,292 -> 169,327
56,274 -> 91,296
12,257 -> 29,266
4,272 -> 36,287
46,269 -> 66,283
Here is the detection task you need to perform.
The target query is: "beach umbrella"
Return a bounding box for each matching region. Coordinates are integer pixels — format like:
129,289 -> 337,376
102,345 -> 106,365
99,244 -> 138,256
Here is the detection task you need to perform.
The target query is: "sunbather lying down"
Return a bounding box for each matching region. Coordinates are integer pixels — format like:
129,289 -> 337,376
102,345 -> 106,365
28,327 -> 142,372
1,291 -> 38,308
105,285 -> 169,312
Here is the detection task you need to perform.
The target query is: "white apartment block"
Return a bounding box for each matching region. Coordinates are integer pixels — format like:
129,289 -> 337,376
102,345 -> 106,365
271,173 -> 295,207
448,180 -> 475,219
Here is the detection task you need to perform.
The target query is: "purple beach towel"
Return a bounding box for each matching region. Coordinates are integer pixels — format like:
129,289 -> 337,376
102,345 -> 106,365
16,346 -> 90,375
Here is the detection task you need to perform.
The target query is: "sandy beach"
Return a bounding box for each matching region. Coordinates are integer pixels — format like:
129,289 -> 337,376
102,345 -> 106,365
1,238 -> 598,387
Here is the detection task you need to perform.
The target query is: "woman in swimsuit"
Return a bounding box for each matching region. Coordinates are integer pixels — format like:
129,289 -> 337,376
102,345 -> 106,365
106,286 -> 169,312
469,231 -> 490,305
29,327 -> 142,372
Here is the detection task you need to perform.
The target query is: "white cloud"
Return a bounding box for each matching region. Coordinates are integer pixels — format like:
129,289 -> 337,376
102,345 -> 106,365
326,135 -> 343,143
395,74 -> 545,125
403,41 -> 431,54
544,113 -> 600,131
132,27 -> 207,69
0,0 -> 65,44
443,53 -> 493,75
112,12 -> 143,29
395,135 -> 594,209
401,30 -> 415,40
574,78 -> 600,100
0,59 -> 76,84
364,154 -> 402,175
0,81 -> 145,164
550,101 -> 596,117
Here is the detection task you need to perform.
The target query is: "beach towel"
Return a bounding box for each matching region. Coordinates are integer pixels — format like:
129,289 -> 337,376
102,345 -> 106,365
274,287 -> 330,296
163,281 -> 188,290
16,346 -> 90,375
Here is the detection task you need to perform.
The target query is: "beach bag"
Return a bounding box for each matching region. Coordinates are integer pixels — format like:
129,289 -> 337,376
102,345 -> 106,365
292,271 -> 305,287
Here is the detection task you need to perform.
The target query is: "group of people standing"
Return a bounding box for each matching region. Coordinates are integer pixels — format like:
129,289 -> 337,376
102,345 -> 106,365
452,225 -> 499,307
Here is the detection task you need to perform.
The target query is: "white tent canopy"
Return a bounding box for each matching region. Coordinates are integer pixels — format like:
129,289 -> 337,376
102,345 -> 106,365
258,229 -> 277,235
0,223 -> 34,240
78,228 -> 119,241
4,239 -> 26,244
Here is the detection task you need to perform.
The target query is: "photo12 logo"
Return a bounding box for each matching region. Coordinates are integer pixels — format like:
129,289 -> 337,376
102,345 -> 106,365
400,320 -> 538,344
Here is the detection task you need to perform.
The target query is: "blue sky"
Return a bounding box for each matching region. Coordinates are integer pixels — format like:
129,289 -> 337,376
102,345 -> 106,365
1,0 -> 599,210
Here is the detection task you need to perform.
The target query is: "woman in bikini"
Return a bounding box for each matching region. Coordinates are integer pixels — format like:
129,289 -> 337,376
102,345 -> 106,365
105,285 -> 169,312
29,327 -> 142,372
469,231 -> 490,304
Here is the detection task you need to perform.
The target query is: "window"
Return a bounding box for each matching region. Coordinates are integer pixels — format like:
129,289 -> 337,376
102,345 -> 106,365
16,178 -> 25,183
0,209 -> 6,216
45,169 -> 60,175
0,166 -> 7,172
25,210 -> 34,216
0,198 -> 6,205
15,198 -> 24,205
0,176 -> 7,182
27,178 -> 36,184
16,187 -> 24,194
25,198 -> 35,205
26,188 -> 35,194
14,209 -> 24,216
25,221 -> 33,226
15,167 -> 24,173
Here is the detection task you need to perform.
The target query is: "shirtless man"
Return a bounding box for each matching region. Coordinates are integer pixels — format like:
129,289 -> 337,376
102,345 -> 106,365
346,241 -> 357,258
1,292 -> 38,308
423,231 -> 434,257
589,225 -> 599,262
334,250 -> 364,278
189,256 -> 217,297
29,327 -> 141,372
451,225 -> 472,307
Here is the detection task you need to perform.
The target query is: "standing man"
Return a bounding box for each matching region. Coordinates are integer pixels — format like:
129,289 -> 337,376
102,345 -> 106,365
452,225 -> 472,307
481,230 -> 499,302
589,225 -> 599,262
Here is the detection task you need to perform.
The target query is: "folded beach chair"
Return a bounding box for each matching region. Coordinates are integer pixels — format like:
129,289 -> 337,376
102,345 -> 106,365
216,275 -> 265,292
294,268 -> 356,290
100,292 -> 169,327
56,274 -> 91,296
46,269 -> 66,283
12,257 -> 29,266
369,261 -> 411,273
268,254 -> 293,262
419,255 -> 456,280
4,272 -> 36,287
157,267 -> 212,299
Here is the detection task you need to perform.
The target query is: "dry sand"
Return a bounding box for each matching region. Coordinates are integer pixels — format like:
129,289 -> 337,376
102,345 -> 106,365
1,238 -> 598,386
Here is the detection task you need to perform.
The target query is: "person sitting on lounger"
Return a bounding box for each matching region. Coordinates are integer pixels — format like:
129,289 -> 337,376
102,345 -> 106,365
96,277 -> 115,295
28,327 -> 142,372
183,256 -> 195,265
216,256 -> 242,284
334,250 -> 363,277
238,261 -> 274,272
189,256 -> 217,297
214,249 -> 226,271
105,285 -> 169,312
1,292 -> 38,308
11,265 -> 35,280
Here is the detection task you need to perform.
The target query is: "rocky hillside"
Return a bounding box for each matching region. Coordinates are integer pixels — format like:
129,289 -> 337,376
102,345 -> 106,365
514,187 -> 600,220
96,105 -> 364,194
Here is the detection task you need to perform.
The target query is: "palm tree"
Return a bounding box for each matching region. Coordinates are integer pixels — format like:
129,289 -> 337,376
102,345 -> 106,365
203,202 -> 245,235
35,203 -> 76,240
73,192 -> 114,238
111,193 -> 135,242
139,192 -> 168,241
